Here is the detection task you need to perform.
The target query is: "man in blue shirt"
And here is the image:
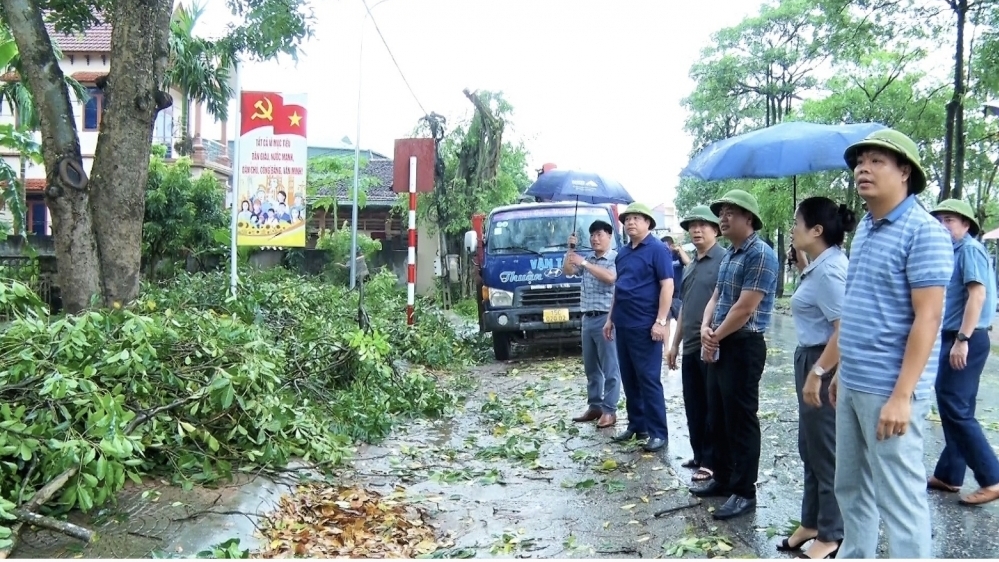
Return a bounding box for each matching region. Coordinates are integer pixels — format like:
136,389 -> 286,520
661,235 -> 689,320
690,189 -> 778,522
927,198 -> 999,506
834,129 -> 953,559
603,202 -> 674,453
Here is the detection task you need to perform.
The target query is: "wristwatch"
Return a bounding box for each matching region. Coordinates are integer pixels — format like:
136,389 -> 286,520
957,332 -> 970,342
657,317 -> 669,327
810,365 -> 831,380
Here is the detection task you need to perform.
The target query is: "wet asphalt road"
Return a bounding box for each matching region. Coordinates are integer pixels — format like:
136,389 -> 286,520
345,312 -> 999,559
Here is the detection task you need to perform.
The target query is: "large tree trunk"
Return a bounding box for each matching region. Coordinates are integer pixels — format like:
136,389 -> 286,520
89,0 -> 173,307
941,0 -> 967,201
951,1 -> 967,199
0,0 -> 101,311
0,0 -> 172,312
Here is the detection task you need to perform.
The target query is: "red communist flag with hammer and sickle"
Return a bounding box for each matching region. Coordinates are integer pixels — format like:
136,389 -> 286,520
239,92 -> 308,137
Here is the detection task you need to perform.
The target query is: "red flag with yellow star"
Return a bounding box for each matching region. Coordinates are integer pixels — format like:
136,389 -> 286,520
240,92 -> 308,137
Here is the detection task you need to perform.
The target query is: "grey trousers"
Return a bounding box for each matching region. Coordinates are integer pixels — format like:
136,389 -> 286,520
793,345 -> 843,543
581,313 -> 620,413
834,385 -> 932,559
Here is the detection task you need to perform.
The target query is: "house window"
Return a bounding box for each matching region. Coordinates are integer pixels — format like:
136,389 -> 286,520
27,201 -> 47,236
153,105 -> 174,146
83,87 -> 102,131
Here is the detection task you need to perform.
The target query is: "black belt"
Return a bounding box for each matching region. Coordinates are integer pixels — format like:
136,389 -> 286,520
942,327 -> 991,337
582,310 -> 608,317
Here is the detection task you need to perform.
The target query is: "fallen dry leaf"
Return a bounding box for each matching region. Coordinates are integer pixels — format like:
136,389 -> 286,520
256,484 -> 440,558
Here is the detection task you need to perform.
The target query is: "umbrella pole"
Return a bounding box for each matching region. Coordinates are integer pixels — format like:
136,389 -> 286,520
793,175 -> 797,210
571,196 -> 579,249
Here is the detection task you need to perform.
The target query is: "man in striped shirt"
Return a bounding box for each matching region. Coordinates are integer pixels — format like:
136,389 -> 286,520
834,129 -> 953,559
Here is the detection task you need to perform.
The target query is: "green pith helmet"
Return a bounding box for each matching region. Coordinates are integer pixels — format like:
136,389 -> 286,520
680,205 -> 720,232
931,198 -> 980,237
709,189 -> 764,231
843,128 -> 927,194
619,202 -> 657,230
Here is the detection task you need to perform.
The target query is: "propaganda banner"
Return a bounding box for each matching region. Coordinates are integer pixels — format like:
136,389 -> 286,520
235,91 -> 308,247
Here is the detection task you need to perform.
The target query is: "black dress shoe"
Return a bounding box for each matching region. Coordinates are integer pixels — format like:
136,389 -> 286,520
612,430 -> 649,442
643,437 -> 667,452
712,494 -> 756,520
689,479 -> 730,498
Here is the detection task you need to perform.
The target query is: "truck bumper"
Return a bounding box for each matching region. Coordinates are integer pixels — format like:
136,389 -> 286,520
483,307 -> 583,338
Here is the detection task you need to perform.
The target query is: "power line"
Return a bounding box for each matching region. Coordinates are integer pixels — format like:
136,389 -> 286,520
360,0 -> 428,116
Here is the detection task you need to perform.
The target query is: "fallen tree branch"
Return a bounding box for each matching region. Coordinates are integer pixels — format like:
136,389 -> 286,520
0,468 -> 79,559
0,375 -> 42,395
653,500 -> 702,518
124,392 -> 204,434
11,509 -> 92,542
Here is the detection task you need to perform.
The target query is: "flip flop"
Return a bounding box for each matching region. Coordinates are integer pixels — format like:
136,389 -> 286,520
692,468 -> 713,482
681,459 -> 699,469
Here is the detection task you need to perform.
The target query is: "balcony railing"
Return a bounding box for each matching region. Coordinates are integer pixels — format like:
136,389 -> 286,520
153,135 -> 230,168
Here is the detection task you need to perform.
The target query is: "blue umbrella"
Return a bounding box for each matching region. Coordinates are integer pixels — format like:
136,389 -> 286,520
680,121 -> 887,182
680,121 -> 886,267
525,169 -> 634,205
525,170 -> 634,247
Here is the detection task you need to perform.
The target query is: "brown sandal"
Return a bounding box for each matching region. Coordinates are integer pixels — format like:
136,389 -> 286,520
959,487 -> 999,505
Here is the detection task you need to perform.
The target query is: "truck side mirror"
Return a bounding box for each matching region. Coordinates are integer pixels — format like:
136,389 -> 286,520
464,230 -> 478,253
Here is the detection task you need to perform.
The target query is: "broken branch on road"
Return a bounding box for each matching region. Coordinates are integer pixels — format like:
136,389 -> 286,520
654,500 -> 702,518
0,468 -> 91,559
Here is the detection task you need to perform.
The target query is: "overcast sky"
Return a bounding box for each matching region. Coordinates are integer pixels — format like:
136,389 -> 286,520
198,0 -> 760,208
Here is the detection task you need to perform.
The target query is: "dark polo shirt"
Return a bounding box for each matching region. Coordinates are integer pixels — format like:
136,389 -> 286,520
679,243 -> 726,354
612,232 -> 673,329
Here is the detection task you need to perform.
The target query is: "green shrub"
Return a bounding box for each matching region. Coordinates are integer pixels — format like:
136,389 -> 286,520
315,228 -> 382,284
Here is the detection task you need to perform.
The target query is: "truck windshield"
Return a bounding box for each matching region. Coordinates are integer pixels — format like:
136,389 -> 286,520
487,208 -> 618,255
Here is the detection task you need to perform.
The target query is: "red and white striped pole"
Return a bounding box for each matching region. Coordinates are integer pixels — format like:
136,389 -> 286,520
407,155 -> 417,325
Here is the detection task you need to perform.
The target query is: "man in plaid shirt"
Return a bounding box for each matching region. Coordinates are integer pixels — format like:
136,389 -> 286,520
565,220 -> 620,429
691,189 -> 778,522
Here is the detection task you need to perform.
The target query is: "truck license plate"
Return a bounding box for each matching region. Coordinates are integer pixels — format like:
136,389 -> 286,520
543,308 -> 569,323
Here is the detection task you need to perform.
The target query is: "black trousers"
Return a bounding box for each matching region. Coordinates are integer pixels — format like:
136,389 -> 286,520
681,350 -> 713,468
705,331 -> 766,498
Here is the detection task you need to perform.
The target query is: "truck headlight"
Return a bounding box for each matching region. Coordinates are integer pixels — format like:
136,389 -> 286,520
488,287 -> 514,307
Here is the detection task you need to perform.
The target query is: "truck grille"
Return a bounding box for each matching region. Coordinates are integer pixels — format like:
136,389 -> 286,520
517,285 -> 581,308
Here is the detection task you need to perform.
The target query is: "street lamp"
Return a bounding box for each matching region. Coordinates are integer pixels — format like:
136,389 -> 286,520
349,0 -> 393,289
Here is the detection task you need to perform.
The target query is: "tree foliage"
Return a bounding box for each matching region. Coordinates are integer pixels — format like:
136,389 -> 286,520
677,0 -> 999,248
0,124 -> 41,237
306,154 -> 379,232
408,91 -> 530,239
0,0 -> 314,313
141,146 -> 228,278
163,0 -> 235,157
395,91 -> 529,301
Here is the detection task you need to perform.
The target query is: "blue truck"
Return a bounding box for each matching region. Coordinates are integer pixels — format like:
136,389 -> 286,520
463,201 -> 621,360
